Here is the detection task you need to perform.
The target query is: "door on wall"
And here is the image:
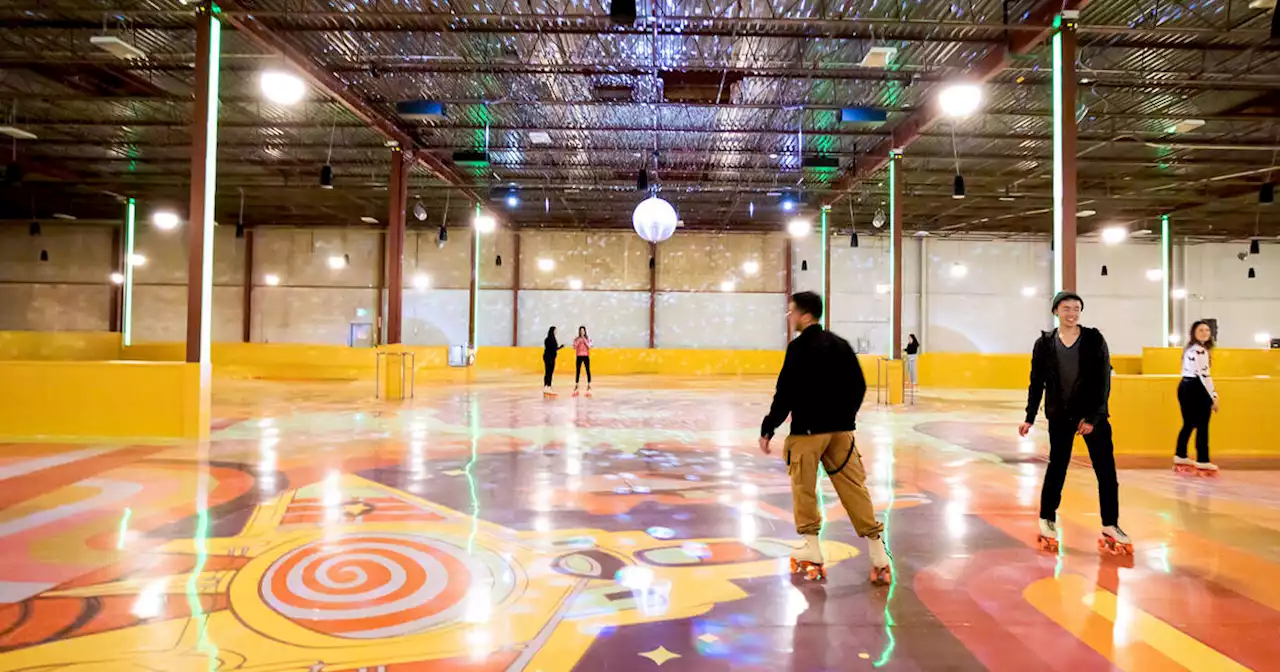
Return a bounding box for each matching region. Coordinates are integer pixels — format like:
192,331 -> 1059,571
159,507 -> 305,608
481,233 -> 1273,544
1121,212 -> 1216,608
349,322 -> 374,348
1204,318 -> 1218,342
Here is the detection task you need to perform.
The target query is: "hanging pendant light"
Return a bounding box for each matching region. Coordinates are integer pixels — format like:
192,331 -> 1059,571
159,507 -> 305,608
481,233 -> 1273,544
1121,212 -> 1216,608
412,199 -> 428,221
801,260 -> 808,271
636,168 -> 649,192
235,223 -> 245,239
850,230 -> 859,248
1250,238 -> 1261,255
39,249 -> 48,262
952,174 -> 966,199
1101,265 -> 1109,276
1261,183 -> 1274,204
1248,267 -> 1256,279
28,221 -> 40,236
649,257 -> 655,270
495,254 -> 503,267
320,164 -> 334,189
438,225 -> 448,243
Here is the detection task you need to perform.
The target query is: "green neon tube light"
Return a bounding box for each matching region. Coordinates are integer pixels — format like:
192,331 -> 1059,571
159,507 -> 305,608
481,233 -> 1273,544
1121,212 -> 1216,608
820,207 -> 828,329
122,198 -> 136,346
1161,214 -> 1171,344
196,12 -> 221,366
472,203 -> 481,350
889,154 -> 899,359
1052,28 -> 1065,295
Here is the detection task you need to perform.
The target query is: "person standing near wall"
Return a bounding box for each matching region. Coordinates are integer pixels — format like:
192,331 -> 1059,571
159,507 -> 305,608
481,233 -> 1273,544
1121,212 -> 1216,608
1019,291 -> 1133,556
1175,320 -> 1219,476
904,334 -> 921,387
759,291 -> 893,584
573,326 -> 593,398
542,326 -> 563,398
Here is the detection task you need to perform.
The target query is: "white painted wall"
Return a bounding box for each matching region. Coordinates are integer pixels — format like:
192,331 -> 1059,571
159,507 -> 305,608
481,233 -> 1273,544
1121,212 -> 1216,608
654,292 -> 787,350
925,238 -> 1051,354
518,290 -> 650,348
1185,242 -> 1280,348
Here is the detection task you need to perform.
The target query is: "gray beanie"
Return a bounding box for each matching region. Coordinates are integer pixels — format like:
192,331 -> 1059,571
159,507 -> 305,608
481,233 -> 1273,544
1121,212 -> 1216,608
1051,291 -> 1084,312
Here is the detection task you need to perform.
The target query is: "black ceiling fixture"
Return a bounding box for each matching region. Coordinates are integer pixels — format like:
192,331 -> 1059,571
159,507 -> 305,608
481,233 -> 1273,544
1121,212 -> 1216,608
850,230 -> 859,248
1101,265 -> 1109,276
1248,267 -> 1256,279
438,224 -> 448,243
1250,238 -> 1261,255
39,249 -> 48,262
28,220 -> 40,236
801,260 -> 808,271
953,174 -> 966,199
320,164 -> 333,189
636,167 -> 648,192
235,223 -> 245,239
1262,183 -> 1275,205
495,254 -> 502,267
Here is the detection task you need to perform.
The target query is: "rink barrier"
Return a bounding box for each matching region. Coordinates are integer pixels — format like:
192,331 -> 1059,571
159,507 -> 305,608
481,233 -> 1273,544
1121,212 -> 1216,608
1110,374 -> 1280,456
1141,347 -> 1280,378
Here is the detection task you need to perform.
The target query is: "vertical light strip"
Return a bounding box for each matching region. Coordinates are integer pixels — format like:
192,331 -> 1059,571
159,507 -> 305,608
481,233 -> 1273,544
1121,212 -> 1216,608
472,202 -> 481,349
122,198 -> 136,347
820,206 -> 828,329
1051,27 -> 1065,296
888,154 -> 898,358
1161,214 -> 1171,344
197,11 -> 222,368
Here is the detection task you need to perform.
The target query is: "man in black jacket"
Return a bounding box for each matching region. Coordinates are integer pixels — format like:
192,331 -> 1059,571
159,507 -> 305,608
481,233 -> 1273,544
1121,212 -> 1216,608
1020,291 -> 1132,555
760,291 -> 891,583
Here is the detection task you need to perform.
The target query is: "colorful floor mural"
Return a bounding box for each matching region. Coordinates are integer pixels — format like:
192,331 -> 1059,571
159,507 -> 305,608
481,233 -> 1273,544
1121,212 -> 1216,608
1,375 -> 1278,671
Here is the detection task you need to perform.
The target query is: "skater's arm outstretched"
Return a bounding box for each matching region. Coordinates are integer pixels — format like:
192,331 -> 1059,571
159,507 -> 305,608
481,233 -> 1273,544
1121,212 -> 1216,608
761,342 -> 799,440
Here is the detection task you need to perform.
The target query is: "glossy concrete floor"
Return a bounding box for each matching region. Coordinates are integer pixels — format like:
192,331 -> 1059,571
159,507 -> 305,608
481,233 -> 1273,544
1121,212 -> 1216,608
1,375 -> 1278,671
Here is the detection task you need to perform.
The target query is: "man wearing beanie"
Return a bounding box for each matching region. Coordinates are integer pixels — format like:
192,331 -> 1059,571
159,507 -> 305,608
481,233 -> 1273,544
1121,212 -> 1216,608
1020,291 -> 1133,556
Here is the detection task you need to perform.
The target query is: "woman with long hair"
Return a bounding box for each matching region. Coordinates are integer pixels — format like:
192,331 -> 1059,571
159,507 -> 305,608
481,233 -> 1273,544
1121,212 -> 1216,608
542,326 -> 563,397
904,334 -> 921,387
573,325 -> 593,397
1175,320 -> 1219,475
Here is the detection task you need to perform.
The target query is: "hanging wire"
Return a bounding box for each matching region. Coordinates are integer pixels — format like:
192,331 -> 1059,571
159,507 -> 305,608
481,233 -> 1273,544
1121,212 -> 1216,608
325,116 -> 337,165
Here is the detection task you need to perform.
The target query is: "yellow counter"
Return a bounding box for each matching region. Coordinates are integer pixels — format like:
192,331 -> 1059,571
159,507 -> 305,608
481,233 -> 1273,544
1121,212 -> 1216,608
1142,347 -> 1280,378
1110,374 -> 1280,456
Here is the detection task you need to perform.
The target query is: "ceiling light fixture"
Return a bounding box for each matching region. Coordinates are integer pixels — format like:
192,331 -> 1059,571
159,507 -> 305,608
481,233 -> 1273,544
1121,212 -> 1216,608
110,272 -> 125,285
0,126 -> 38,140
260,70 -> 306,105
1261,183 -> 1275,204
320,164 -> 333,189
52,213 -> 76,220
129,253 -> 147,267
474,213 -> 497,233
1145,268 -> 1163,282
938,83 -> 983,118
787,219 -> 811,237
359,216 -> 379,224
742,260 -> 760,276
152,211 -> 180,230
569,278 -> 584,291
720,280 -> 736,292
1101,265 -> 1109,276
538,258 -> 555,272
950,262 -> 968,278
1021,286 -> 1036,297
1171,288 -> 1188,299
264,273 -> 281,286
1077,209 -> 1097,217
952,174 -> 966,199
328,255 -> 347,270
89,35 -> 147,59
1101,226 -> 1127,245
632,196 -> 678,243
850,230 -> 859,248
1250,238 -> 1261,255
413,273 -> 430,289
412,199 -> 427,221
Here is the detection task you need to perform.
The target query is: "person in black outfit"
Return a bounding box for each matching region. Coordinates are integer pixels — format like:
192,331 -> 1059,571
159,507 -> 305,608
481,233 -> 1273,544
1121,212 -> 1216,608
758,291 -> 891,583
904,334 -> 921,386
1020,291 -> 1132,555
542,326 -> 563,397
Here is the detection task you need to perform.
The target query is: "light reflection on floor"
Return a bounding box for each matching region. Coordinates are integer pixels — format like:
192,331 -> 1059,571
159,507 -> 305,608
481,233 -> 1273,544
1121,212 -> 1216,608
0,375 -> 1277,671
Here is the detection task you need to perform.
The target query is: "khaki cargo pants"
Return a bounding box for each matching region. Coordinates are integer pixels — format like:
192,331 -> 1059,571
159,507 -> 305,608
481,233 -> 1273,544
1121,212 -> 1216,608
785,431 -> 884,538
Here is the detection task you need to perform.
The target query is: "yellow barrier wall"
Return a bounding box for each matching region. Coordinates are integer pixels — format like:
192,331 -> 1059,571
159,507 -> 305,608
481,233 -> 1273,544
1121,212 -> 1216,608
0,331 -> 121,361
918,352 -> 1142,389
0,361 -> 202,439
1142,347 -> 1280,378
1110,374 -> 1280,456
120,342 -> 450,381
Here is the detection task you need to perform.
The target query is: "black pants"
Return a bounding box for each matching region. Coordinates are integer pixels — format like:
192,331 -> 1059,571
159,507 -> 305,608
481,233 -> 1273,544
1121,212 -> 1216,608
543,355 -> 555,387
1040,416 -> 1119,527
575,356 -> 592,384
1176,377 -> 1212,462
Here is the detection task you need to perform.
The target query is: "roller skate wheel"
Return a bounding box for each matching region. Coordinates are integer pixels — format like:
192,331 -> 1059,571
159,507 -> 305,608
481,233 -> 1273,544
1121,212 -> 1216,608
1098,537 -> 1134,556
1196,469 -> 1218,478
1174,465 -> 1195,474
1037,535 -> 1060,553
870,566 -> 892,586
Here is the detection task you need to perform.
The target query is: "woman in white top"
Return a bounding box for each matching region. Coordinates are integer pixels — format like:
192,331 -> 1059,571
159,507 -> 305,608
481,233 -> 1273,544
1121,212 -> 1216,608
1175,320 -> 1219,473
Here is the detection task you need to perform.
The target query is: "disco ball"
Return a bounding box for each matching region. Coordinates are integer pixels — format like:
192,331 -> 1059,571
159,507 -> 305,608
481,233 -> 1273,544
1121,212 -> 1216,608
632,196 -> 678,243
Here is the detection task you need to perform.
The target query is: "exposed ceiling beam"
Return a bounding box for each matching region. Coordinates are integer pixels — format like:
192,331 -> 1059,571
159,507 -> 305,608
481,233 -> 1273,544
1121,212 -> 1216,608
214,0 -> 476,198
824,0 -> 1093,206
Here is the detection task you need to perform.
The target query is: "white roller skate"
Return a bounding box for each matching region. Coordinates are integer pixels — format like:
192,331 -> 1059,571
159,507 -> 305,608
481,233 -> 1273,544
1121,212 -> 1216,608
543,386 -> 557,398
585,384 -> 593,398
1173,456 -> 1195,474
868,535 -> 893,586
571,385 -> 580,398
789,534 -> 826,581
1195,461 -> 1219,477
1098,525 -> 1134,556
1037,518 -> 1060,553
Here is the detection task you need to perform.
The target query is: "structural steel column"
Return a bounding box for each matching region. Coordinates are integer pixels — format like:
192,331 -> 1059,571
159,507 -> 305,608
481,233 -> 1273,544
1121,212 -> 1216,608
783,236 -> 792,343
889,150 -> 903,360
512,231 -> 521,346
648,242 -> 657,349
186,0 -> 220,372
468,204 -> 480,350
109,223 -> 122,333
242,228 -> 253,343
821,206 -> 830,330
386,149 -> 408,344
1052,11 -> 1080,294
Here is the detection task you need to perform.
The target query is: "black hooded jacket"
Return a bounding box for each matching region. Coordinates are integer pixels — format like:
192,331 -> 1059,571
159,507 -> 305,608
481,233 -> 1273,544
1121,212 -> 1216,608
1024,326 -> 1112,425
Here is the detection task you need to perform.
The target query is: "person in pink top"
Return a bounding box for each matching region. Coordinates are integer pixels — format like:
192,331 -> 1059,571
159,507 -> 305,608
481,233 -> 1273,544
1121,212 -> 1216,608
573,326 -> 593,397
